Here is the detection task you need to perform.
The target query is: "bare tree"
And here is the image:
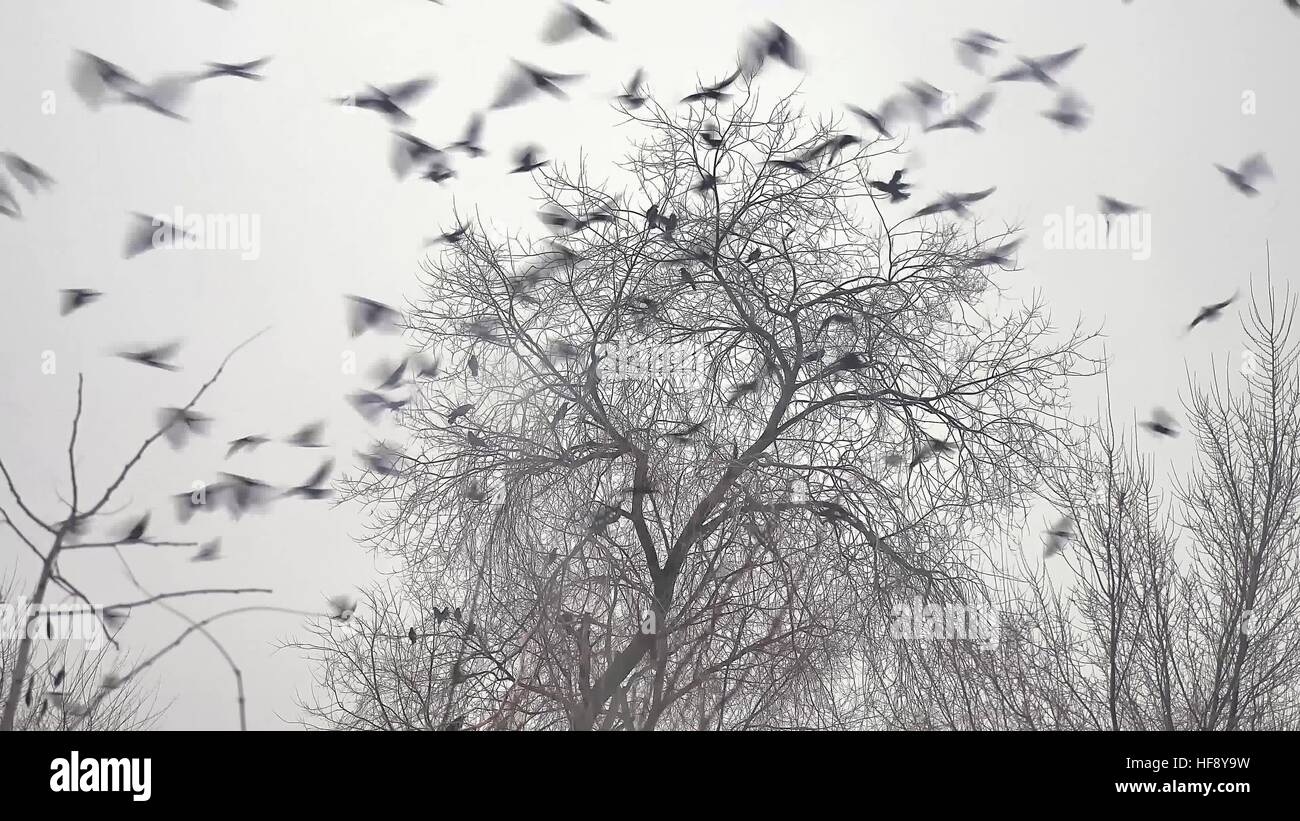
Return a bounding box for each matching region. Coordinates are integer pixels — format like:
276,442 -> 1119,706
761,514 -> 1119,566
299,87 -> 1096,731
0,331 -> 287,731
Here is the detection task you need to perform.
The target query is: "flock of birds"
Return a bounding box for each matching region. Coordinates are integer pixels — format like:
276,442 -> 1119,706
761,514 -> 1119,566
1,0 -> 1294,706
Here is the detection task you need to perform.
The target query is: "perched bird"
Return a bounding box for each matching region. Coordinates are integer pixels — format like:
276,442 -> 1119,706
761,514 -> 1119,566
226,435 -> 269,458
446,403 -> 475,423
345,295 -> 403,337
286,421 -> 327,448
334,77 -> 432,123
1215,153 -> 1273,197
157,407 -> 212,449
199,57 -> 271,81
1043,517 -> 1074,558
192,539 -> 222,562
913,188 -> 996,219
954,30 -> 1005,73
116,342 -> 181,371
994,46 -> 1085,86
1139,407 -> 1180,438
408,627 -> 418,644
541,2 -> 611,43
927,92 -> 996,133
511,145 -> 549,174
1187,291 -> 1239,332
59,289 -> 102,316
869,169 -> 912,203
120,514 -> 150,543
492,61 -> 584,110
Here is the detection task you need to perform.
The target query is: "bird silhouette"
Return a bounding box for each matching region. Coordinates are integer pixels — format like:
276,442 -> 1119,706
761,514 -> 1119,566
1139,407 -> 1180,438
927,92 -> 996,132
59,289 -> 102,316
511,145 -> 548,174
1215,153 -> 1273,196
541,2 -> 611,43
1043,517 -> 1074,558
334,77 -> 432,123
116,342 -> 182,371
199,57 -> 271,81
1187,291 -> 1239,332
869,169 -> 912,203
954,30 -> 1005,73
994,46 -> 1084,86
345,295 -> 403,337
492,61 -> 584,110
1042,90 -> 1091,130
913,188 -> 996,219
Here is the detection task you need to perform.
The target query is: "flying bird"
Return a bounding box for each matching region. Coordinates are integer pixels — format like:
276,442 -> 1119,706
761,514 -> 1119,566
199,57 -> 272,81
511,145 -> 548,174
1187,291 -> 1239,332
1043,517 -> 1074,558
71,51 -> 139,109
913,188 -> 996,219
491,61 -> 584,110
116,342 -> 181,371
390,131 -> 445,179
192,539 -> 222,562
1,153 -> 55,194
1139,407 -> 1180,438
326,595 -> 358,622
345,295 -> 403,337
1098,195 -> 1142,226
927,92 -> 996,133
994,46 -> 1085,86
449,113 -> 486,158
869,169 -> 912,203
226,435 -> 269,458
286,421 -> 327,448
158,407 -> 212,449
59,289 -> 102,316
287,459 -> 334,500
334,77 -> 433,123
616,68 -> 646,109
846,104 -> 894,140
954,30 -> 1005,73
1215,153 -> 1273,196
124,212 -> 192,259
541,2 -> 611,43
1042,90 -> 1091,130
909,436 -> 955,468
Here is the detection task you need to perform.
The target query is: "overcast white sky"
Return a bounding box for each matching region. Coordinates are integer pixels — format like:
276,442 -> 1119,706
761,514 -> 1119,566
1,0 -> 1296,729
